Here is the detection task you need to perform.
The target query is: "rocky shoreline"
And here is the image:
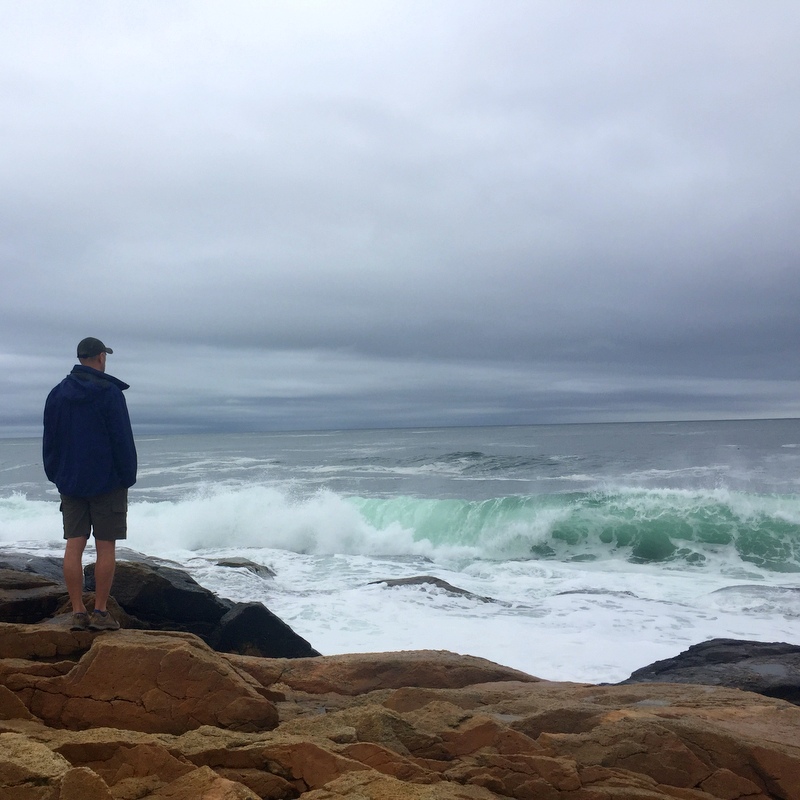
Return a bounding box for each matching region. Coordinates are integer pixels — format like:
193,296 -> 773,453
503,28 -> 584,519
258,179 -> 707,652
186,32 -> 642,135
1,551 -> 799,799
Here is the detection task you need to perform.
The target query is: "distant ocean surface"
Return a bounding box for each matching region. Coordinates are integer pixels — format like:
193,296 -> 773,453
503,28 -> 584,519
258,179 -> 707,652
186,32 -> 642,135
2,419 -> 799,683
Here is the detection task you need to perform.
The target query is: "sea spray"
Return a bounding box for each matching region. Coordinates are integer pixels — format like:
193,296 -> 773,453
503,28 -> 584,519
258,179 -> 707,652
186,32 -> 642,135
2,420 -> 799,682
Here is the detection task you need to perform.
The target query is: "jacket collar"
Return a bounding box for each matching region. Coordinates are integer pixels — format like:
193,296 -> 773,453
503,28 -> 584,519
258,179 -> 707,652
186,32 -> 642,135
70,364 -> 130,391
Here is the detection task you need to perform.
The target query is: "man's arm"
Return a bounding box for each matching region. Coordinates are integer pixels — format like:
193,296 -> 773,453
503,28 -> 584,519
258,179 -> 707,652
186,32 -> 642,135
42,390 -> 60,484
106,391 -> 137,488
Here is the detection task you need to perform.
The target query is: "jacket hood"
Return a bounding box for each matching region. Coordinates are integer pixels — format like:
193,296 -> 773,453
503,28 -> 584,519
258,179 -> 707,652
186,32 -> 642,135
62,365 -> 130,402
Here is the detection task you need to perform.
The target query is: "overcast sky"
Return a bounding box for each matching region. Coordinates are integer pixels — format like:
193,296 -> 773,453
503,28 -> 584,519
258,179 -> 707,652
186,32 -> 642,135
2,1 -> 799,436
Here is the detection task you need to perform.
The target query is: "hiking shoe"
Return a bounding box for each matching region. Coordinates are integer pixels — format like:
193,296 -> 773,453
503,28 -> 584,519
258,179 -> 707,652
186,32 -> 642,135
88,610 -> 120,631
70,611 -> 90,631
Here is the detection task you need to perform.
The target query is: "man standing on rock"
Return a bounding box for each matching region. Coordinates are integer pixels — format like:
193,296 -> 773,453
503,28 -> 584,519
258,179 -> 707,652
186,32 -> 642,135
43,337 -> 137,631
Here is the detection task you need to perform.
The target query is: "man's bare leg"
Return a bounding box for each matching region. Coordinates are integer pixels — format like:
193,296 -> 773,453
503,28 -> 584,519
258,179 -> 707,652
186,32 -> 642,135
63,536 -> 88,613
93,539 -> 117,613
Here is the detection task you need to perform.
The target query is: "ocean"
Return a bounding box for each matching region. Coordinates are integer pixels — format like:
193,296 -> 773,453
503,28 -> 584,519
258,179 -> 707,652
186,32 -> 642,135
2,419 -> 799,683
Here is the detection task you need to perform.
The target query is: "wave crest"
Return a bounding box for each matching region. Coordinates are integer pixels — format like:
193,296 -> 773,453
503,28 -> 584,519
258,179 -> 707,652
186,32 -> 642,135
3,485 -> 798,572
353,488 -> 800,572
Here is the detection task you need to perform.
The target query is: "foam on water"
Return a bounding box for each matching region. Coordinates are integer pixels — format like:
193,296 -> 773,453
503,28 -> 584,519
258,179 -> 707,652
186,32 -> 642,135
3,484 -> 798,682
3,420 -> 799,682
6,484 -> 797,571
157,541 -> 798,683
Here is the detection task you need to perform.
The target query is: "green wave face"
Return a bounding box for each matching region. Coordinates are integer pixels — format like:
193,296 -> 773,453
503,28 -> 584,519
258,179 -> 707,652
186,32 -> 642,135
349,489 -> 800,572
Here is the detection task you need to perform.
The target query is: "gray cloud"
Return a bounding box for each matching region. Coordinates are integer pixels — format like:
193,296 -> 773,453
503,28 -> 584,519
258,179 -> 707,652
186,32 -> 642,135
2,0 -> 799,435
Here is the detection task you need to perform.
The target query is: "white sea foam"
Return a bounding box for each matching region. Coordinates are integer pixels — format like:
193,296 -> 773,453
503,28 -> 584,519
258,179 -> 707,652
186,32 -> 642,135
129,487 -> 428,557
5,487 -> 796,683
164,541 -> 798,683
4,420 -> 800,683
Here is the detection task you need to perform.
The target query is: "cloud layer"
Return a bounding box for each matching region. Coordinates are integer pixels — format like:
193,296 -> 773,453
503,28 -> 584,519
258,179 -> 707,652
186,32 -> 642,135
2,1 -> 799,435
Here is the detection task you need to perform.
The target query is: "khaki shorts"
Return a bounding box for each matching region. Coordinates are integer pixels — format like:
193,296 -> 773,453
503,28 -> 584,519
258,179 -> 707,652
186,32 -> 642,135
60,488 -> 128,541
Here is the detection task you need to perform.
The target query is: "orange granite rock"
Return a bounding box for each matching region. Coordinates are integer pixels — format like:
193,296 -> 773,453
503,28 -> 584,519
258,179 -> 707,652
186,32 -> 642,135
1,623 -> 799,800
3,625 -> 277,734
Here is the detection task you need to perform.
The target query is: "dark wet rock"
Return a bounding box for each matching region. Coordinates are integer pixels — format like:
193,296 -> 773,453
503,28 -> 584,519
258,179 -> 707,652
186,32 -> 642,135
0,568 -> 65,623
83,559 -> 317,658
210,601 -> 320,658
370,575 -> 495,603
215,557 -> 276,579
85,560 -> 232,636
114,547 -> 188,569
620,638 -> 800,705
0,550 -> 318,660
0,553 -> 66,585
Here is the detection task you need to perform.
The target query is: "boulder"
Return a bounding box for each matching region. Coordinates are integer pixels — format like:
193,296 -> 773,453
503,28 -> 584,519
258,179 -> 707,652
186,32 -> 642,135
370,575 -> 496,603
4,627 -> 278,734
0,550 -> 320,659
86,561 -> 320,658
216,557 -> 276,579
0,568 -> 65,624
53,766 -> 113,800
0,732 -> 114,799
621,638 -> 800,704
0,732 -> 72,798
141,765 -> 261,799
0,553 -> 66,584
62,740 -> 195,795
210,601 -> 320,658
228,649 -> 539,696
85,560 -> 233,635
0,619 -> 89,661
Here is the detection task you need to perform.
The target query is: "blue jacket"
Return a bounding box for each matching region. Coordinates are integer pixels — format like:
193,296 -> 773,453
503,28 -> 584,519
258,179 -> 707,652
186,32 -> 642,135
43,365 -> 137,497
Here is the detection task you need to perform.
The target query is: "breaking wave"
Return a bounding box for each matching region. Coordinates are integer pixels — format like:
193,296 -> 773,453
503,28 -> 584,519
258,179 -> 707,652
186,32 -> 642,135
4,485 -> 797,573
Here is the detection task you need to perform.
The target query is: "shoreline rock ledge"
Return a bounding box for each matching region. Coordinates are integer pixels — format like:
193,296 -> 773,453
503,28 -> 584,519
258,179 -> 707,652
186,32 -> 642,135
2,553 -> 800,799
1,624 -> 800,800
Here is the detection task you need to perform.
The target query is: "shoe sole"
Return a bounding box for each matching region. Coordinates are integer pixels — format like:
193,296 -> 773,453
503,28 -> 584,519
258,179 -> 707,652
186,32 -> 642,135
88,615 -> 120,631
